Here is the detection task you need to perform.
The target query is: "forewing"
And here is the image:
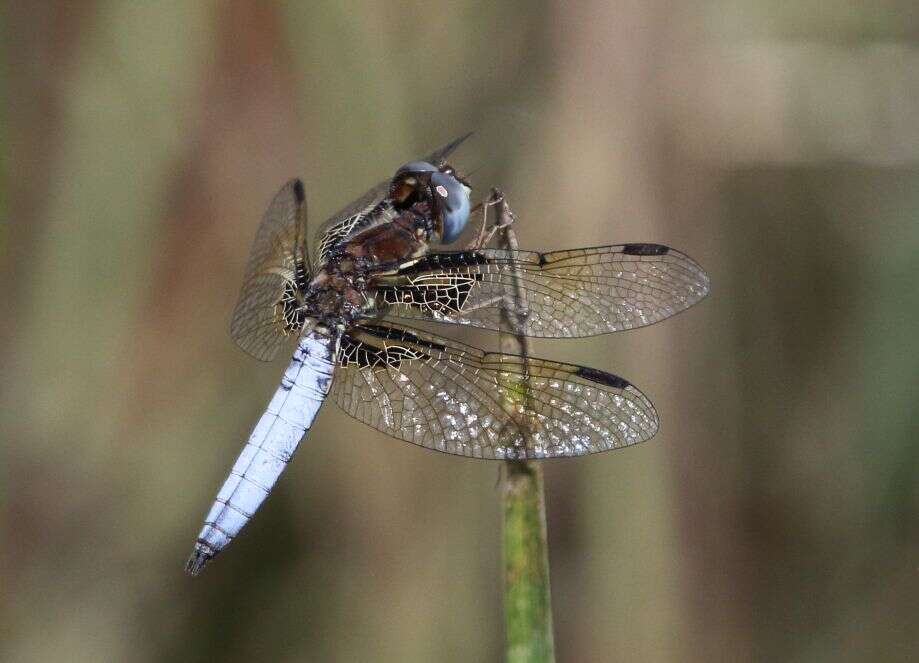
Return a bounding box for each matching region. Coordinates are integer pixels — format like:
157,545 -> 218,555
375,244 -> 709,337
230,179 -> 310,361
331,322 -> 658,459
313,134 -> 472,264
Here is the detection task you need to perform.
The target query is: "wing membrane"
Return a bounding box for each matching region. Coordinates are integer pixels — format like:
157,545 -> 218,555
374,244 -> 709,337
230,179 -> 310,361
313,134 -> 471,264
331,322 -> 658,459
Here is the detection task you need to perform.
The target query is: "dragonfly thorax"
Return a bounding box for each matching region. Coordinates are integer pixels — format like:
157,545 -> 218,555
300,216 -> 423,325
302,270 -> 368,323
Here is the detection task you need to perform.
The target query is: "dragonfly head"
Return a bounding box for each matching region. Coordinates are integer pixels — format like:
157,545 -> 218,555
391,161 -> 471,245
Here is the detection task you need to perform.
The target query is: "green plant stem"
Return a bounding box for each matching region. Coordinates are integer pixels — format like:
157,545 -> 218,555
486,189 -> 556,663
502,460 -> 555,662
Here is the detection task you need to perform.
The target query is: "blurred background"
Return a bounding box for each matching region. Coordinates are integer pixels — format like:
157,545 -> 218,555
3,2 -> 918,661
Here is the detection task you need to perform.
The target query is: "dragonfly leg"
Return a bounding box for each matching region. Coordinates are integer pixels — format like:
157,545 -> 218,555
455,294 -> 515,316
467,188 -> 516,250
487,190 -> 530,345
463,188 -> 528,333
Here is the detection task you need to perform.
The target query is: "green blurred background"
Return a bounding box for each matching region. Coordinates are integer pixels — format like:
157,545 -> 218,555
4,2 -> 918,661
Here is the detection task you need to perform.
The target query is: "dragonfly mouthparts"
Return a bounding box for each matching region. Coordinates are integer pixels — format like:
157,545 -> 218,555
185,543 -> 215,577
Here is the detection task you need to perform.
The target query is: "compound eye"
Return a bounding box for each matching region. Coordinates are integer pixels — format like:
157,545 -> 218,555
395,160 -> 438,176
391,161 -> 439,205
431,171 -> 470,243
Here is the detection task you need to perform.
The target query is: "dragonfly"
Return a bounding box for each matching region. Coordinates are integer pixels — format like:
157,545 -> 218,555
185,135 -> 709,575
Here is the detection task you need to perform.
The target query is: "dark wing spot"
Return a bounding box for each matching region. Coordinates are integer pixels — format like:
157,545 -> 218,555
293,179 -> 305,203
575,366 -> 630,389
621,243 -> 669,256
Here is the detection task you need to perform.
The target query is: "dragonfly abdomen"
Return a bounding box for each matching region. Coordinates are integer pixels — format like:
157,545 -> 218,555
185,330 -> 335,575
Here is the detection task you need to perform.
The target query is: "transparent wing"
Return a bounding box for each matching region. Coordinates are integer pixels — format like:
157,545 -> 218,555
331,322 -> 658,459
230,179 -> 310,361
313,134 -> 471,264
373,244 -> 709,338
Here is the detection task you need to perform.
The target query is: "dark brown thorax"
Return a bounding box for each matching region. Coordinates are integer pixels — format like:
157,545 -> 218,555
306,203 -> 434,323
339,210 -> 431,266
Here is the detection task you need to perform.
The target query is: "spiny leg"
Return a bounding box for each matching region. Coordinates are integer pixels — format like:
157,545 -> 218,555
462,189 -> 527,335
467,188 -> 517,251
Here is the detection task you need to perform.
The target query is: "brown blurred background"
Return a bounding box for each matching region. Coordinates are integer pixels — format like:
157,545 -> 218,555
3,2 -> 918,661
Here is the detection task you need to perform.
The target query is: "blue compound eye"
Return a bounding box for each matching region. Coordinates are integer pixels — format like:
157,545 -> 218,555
391,161 -> 440,205
395,160 -> 438,176
430,171 -> 470,243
